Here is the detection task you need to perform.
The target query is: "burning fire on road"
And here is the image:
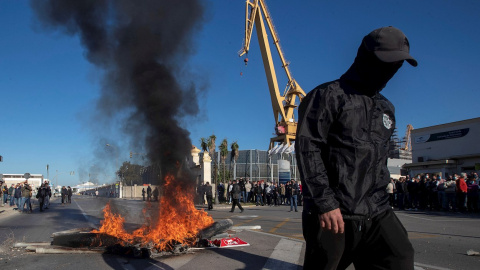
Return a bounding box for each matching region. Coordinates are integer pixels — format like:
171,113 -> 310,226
92,173 -> 214,252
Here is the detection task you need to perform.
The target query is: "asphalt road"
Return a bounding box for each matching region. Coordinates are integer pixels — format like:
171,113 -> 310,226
0,196 -> 479,270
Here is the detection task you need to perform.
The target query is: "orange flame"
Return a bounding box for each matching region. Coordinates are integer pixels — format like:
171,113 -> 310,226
93,174 -> 213,251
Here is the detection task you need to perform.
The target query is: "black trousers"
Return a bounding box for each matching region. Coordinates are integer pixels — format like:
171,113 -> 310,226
206,195 -> 213,210
302,209 -> 414,270
230,199 -> 244,212
39,197 -> 44,211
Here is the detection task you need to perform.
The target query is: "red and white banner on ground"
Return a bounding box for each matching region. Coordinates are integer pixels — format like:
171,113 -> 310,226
211,237 -> 250,248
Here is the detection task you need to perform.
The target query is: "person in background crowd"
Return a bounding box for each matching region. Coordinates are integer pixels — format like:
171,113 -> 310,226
245,180 -> 252,203
147,185 -> 152,201
8,184 -> 15,207
386,178 -> 395,208
289,180 -> 299,212
297,181 -> 303,206
265,183 -> 272,206
14,184 -> 22,211
67,186 -> 73,204
280,183 -> 286,205
456,174 -> 468,212
142,188 -> 146,201
218,182 -> 225,202
466,175 -> 479,212
414,176 -> 422,209
239,179 -> 246,203
22,181 -> 33,213
229,179 -> 244,213
2,183 -> 9,206
61,186 -> 68,205
436,176 -> 446,211
285,181 -> 292,206
273,183 -> 280,206
0,180 -> 4,207
254,181 -> 264,206
406,177 -> 418,210
227,180 -> 233,204
36,184 -> 47,212
44,181 -> 52,209
396,177 -> 407,210
418,175 -> 427,210
444,177 -> 456,211
153,187 -> 159,202
204,182 -> 213,210
263,182 -> 268,204
427,175 -> 438,210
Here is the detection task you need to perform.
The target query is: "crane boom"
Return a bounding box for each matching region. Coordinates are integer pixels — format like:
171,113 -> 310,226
239,0 -> 306,149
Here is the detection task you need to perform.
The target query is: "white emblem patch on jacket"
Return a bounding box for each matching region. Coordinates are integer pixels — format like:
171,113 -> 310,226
383,113 -> 392,129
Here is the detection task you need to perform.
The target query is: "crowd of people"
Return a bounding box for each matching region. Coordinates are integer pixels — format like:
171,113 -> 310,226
60,185 -> 73,205
200,178 -> 304,212
388,172 -> 479,213
197,172 -> 480,215
0,180 -> 53,213
0,180 -> 80,213
141,185 -> 159,202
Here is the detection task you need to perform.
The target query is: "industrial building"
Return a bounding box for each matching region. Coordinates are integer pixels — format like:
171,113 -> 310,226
403,117 -> 480,178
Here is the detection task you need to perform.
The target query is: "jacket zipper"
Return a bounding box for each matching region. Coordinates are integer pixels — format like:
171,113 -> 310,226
365,94 -> 379,218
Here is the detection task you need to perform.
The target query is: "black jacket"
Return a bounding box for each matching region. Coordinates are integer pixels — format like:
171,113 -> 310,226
204,184 -> 213,196
296,44 -> 400,218
231,183 -> 241,199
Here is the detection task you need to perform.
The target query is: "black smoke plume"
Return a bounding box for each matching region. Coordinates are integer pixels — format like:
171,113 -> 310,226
31,0 -> 206,185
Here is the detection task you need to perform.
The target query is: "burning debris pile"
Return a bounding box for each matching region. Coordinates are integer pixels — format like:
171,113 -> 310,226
15,218 -> 235,258
91,174 -> 215,253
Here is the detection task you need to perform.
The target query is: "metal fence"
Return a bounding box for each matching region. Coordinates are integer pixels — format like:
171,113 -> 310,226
205,149 -> 300,183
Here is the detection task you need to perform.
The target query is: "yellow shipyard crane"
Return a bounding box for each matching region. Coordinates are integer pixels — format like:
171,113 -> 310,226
239,0 -> 306,150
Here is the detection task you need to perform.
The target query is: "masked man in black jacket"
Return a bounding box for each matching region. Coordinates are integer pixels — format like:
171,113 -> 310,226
296,26 -> 417,270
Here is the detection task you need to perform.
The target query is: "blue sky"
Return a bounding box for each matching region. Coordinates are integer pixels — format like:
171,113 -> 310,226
1,0 -> 479,187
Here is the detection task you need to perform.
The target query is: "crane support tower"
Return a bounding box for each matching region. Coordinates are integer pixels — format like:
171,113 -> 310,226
239,0 -> 306,150
402,124 -> 414,151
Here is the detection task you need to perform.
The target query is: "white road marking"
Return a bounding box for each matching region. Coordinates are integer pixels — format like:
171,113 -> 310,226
414,262 -> 453,270
396,212 -> 479,222
262,238 -> 303,270
248,229 -> 305,242
73,199 -> 97,228
233,225 -> 262,230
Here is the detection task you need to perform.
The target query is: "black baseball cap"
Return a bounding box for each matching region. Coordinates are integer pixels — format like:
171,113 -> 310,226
363,26 -> 418,67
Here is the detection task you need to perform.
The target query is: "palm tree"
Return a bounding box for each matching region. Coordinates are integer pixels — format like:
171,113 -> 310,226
208,135 -> 216,157
219,138 -> 229,182
200,137 -> 208,153
230,141 -> 239,180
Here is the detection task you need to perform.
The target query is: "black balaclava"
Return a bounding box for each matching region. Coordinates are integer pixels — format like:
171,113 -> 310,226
340,43 -> 403,97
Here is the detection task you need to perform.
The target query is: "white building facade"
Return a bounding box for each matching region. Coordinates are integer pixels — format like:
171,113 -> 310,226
403,117 -> 480,178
